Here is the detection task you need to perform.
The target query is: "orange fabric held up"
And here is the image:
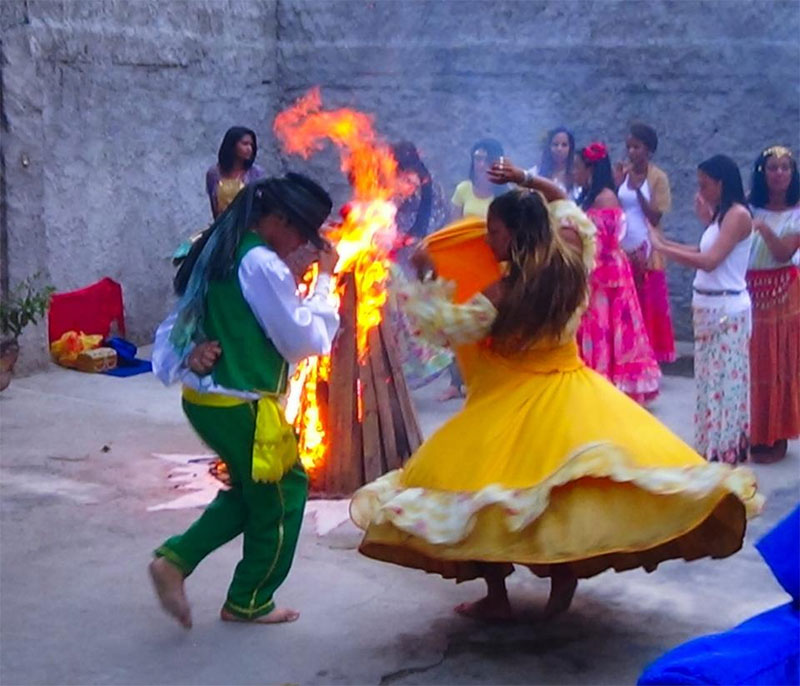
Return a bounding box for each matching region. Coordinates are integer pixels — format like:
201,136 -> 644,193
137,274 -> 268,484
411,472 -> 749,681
421,217 -> 500,304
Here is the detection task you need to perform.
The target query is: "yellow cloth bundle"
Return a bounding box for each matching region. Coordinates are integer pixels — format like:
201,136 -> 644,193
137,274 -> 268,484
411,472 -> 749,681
50,331 -> 103,367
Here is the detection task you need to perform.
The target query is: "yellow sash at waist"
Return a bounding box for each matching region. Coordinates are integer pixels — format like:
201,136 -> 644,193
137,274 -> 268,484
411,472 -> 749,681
181,386 -> 249,408
181,386 -> 298,483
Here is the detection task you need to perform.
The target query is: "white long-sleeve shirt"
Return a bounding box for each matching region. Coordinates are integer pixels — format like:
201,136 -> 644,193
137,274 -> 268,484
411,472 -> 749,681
152,246 -> 340,399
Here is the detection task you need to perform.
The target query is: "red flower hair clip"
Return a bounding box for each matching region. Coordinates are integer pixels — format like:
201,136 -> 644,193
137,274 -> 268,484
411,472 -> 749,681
583,142 -> 608,163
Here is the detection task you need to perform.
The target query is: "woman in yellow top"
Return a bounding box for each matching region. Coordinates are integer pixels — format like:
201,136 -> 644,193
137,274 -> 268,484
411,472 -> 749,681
173,127 -> 266,265
206,126 -> 266,218
351,177 -> 761,621
451,138 -> 507,220
440,139 -> 508,400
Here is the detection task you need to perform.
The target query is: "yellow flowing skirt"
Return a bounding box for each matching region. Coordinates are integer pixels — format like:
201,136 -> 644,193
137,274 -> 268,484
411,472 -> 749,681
350,218 -> 762,582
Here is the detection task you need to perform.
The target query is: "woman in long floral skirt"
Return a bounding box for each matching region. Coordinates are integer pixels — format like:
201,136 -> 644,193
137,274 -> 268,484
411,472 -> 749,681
650,155 -> 753,464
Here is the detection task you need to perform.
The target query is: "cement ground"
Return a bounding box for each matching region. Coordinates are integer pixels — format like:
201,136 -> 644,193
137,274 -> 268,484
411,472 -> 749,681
1,361 -> 797,686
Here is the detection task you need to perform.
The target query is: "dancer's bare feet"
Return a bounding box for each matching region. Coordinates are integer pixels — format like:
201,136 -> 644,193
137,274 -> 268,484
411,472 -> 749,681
220,606 -> 300,624
455,595 -> 513,622
437,385 -> 464,402
543,573 -> 577,619
149,557 -> 192,629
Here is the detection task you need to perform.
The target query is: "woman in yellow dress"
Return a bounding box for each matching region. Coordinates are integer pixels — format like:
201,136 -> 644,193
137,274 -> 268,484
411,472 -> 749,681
350,177 -> 762,621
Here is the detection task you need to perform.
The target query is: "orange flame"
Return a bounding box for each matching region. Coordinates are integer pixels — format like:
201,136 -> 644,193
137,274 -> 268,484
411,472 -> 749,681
276,88 -> 412,480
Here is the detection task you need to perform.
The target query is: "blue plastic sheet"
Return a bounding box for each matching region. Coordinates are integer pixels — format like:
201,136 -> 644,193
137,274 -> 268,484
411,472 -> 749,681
638,506 -> 800,686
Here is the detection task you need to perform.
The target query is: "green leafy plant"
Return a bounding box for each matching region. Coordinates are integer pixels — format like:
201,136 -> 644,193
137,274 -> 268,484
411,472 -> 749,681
0,274 -> 55,341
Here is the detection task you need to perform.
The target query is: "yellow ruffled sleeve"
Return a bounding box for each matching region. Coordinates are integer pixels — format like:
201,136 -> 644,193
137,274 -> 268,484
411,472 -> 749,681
390,266 -> 497,348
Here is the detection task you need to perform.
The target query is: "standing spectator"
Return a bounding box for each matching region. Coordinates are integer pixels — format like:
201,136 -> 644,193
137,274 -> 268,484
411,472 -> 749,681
173,127 -> 267,266
392,141 -> 449,239
206,126 -> 266,218
451,138 -> 506,220
746,145 -> 800,462
390,141 -> 453,390
442,138 -> 506,400
615,123 -> 677,363
573,142 -> 661,403
649,155 -> 754,464
525,126 -> 579,200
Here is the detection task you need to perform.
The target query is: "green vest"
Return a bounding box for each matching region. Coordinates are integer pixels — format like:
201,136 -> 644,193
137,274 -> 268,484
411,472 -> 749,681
205,232 -> 288,394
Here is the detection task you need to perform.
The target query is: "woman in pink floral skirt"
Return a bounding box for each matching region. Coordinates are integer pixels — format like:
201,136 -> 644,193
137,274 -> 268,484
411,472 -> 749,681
650,155 -> 753,464
574,143 -> 661,403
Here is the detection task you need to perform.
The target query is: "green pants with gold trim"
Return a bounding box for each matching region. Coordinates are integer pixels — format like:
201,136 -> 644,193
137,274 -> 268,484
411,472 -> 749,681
156,399 -> 308,619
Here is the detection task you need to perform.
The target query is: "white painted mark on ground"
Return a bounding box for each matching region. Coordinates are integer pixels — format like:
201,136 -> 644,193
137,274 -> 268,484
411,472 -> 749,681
147,453 -> 353,535
306,499 -> 352,536
147,453 -> 227,512
0,470 -> 104,504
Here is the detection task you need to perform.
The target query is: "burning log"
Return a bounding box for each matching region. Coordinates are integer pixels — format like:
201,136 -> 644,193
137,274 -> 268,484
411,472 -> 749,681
296,272 -> 423,496
275,87 -> 427,496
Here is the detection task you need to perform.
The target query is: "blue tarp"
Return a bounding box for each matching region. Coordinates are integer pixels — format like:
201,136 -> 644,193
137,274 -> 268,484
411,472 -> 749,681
638,506 -> 800,686
103,337 -> 152,377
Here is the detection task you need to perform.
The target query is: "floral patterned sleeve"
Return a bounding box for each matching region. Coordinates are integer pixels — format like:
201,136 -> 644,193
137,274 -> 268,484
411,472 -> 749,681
390,200 -> 595,347
390,266 -> 497,348
548,199 -> 598,272
547,199 -> 598,336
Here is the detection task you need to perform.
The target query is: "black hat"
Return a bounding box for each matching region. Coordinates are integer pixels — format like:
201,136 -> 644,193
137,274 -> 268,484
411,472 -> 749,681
253,173 -> 333,249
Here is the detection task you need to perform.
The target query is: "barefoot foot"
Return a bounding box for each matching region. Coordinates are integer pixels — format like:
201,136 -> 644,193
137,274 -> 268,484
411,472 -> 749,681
149,557 -> 192,629
544,575 -> 577,619
454,596 -> 513,622
437,385 -> 464,402
220,606 -> 300,624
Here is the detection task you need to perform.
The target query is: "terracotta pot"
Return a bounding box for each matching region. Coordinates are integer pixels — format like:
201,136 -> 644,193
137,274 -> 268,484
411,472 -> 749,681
0,339 -> 20,392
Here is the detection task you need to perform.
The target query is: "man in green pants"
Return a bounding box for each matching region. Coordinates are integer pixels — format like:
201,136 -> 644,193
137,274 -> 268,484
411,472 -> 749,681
150,173 -> 339,627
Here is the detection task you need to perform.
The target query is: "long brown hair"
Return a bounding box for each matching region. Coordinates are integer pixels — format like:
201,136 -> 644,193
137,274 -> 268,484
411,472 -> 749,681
489,190 -> 588,354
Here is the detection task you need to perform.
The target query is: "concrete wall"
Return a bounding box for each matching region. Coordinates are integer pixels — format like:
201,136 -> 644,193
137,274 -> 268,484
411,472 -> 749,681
2,0 -> 799,371
1,0 -> 280,371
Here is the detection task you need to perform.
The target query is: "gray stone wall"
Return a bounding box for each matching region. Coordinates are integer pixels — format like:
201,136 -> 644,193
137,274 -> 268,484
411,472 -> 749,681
2,0 -> 799,371
2,0 -> 279,371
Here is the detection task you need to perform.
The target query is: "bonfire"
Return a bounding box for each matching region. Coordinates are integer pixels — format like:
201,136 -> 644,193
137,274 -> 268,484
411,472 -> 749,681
276,88 -> 423,496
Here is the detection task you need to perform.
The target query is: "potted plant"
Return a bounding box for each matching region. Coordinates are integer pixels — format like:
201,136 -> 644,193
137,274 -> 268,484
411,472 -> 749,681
0,274 -> 55,391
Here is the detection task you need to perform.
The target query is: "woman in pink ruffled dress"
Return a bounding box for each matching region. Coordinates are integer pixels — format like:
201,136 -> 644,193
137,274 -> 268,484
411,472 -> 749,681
574,142 -> 661,403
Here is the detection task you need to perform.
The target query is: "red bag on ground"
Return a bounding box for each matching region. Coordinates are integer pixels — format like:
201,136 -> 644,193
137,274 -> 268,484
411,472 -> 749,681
48,277 -> 125,344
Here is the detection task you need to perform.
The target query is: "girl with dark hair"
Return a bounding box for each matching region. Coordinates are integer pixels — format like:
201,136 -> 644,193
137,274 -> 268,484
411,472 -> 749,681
746,146 -> 800,462
206,126 -> 266,219
389,141 -> 453,390
493,127 -> 580,200
173,127 -> 268,266
527,127 -> 578,199
615,123 -> 677,363
451,138 -> 506,220
571,142 -> 661,402
650,155 -> 754,464
391,141 -> 449,239
352,178 -> 760,623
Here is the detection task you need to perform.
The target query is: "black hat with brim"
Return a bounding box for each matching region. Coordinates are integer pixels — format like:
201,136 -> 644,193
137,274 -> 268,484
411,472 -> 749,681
258,172 -> 333,249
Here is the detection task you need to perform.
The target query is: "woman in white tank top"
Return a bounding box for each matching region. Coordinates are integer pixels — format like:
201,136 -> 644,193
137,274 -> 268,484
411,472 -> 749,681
615,123 -> 677,363
649,155 -> 753,464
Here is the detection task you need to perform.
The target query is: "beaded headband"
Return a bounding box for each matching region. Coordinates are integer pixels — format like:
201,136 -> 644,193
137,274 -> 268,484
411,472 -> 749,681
763,145 -> 792,160
757,145 -> 793,172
